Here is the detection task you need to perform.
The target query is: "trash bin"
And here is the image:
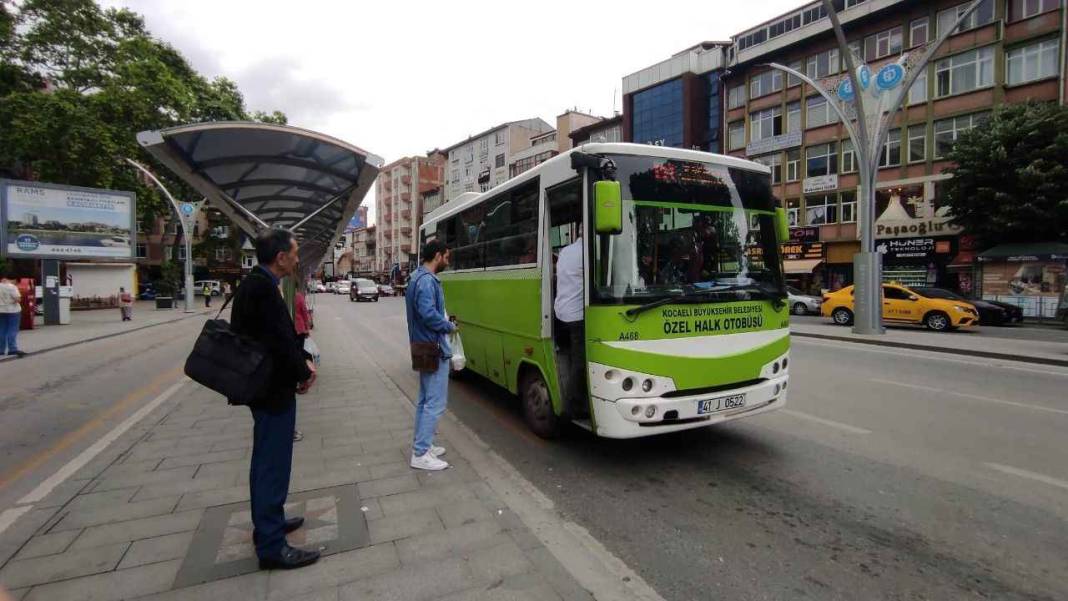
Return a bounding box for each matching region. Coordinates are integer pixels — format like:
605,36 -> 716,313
58,285 -> 72,325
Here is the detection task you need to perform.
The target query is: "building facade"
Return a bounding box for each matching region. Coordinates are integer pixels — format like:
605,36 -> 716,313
351,225 -> 375,276
374,153 -> 445,280
621,42 -> 730,151
570,114 -> 624,146
443,118 -> 553,203
719,0 -> 1066,297
509,110 -> 605,178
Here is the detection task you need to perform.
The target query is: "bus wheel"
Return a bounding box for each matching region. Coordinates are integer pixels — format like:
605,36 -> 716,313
520,369 -> 560,439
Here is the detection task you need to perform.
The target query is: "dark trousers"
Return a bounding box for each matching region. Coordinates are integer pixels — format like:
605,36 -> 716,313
562,320 -> 586,413
249,400 -> 295,558
205,294 -> 211,307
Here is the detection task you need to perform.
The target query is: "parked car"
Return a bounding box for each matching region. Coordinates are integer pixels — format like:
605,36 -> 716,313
138,283 -> 158,300
786,286 -> 822,316
821,283 -> 979,331
981,299 -> 1025,324
335,280 -> 352,295
912,287 -> 1018,326
350,278 -> 379,302
194,280 -> 222,296
377,284 -> 395,297
326,281 -> 338,294
314,282 -> 327,294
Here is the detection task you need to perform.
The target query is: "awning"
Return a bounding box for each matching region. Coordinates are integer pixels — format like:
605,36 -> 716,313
977,242 -> 1068,263
137,122 -> 383,277
783,259 -> 823,274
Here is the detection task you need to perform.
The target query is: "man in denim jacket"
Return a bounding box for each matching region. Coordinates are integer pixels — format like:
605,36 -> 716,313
405,240 -> 456,470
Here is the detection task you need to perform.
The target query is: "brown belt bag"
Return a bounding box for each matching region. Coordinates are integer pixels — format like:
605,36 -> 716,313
410,341 -> 441,373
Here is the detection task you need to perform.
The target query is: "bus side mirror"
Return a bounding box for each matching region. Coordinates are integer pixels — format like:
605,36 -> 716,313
774,208 -> 790,243
593,181 -> 623,235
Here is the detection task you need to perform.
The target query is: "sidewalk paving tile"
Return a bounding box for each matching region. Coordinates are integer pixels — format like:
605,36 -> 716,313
12,529 -> 80,561
265,543 -> 398,600
23,558 -> 181,601
70,509 -> 204,550
0,541 -> 129,589
118,531 -> 195,569
51,496 -> 180,532
338,556 -> 475,601
131,571 -> 268,601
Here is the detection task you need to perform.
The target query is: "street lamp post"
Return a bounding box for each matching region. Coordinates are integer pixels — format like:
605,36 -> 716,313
761,0 -> 988,334
125,158 -> 202,313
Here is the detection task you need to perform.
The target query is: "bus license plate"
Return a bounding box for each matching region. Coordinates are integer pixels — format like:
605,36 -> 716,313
697,394 -> 746,415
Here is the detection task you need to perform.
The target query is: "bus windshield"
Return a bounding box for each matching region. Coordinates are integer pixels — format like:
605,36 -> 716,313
592,154 -> 785,305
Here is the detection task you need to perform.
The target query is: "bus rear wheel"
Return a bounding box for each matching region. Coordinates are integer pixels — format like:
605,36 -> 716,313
520,369 -> 560,439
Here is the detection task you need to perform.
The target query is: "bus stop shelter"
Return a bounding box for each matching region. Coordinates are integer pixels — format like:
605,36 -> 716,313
137,122 -> 382,277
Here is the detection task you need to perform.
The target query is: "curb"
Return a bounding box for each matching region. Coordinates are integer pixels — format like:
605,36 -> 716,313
0,309 -> 215,362
792,331 -> 1068,368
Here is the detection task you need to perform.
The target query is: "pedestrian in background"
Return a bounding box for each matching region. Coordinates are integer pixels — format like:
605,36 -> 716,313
405,240 -> 455,471
230,228 -> 319,570
203,282 -> 212,308
223,281 -> 233,302
118,287 -> 134,321
0,273 -> 24,358
292,281 -> 313,444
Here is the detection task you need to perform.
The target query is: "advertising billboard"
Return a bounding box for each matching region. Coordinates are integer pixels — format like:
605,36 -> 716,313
1,179 -> 136,260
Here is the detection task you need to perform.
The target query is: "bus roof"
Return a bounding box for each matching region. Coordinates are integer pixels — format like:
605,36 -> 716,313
422,143 -> 771,228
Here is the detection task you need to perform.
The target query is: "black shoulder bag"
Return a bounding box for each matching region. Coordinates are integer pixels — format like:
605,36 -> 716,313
184,295 -> 274,406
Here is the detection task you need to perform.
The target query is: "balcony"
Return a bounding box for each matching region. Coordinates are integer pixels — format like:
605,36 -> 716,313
401,209 -> 411,219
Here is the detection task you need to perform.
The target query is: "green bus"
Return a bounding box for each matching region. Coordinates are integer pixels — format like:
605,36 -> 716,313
421,143 -> 792,439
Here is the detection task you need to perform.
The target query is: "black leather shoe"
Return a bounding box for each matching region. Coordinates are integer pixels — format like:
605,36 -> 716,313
258,544 -> 320,570
284,516 -> 304,533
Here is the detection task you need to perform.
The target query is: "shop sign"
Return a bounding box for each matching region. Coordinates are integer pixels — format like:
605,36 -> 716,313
746,130 -> 802,156
875,237 -> 952,261
782,241 -> 824,260
789,227 -> 820,243
803,174 -> 838,193
871,183 -> 963,239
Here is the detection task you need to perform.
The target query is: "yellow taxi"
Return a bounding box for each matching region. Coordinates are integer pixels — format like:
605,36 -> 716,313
821,283 -> 980,331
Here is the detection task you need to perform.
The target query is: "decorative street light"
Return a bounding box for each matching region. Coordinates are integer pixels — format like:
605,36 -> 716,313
125,158 -> 202,314
761,0 -> 988,335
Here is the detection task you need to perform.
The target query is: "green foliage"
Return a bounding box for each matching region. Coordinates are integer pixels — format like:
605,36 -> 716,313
156,260 -> 181,296
942,101 -> 1068,246
0,0 -> 286,225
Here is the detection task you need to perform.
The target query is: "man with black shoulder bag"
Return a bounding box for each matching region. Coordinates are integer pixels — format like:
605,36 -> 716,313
229,228 -> 319,570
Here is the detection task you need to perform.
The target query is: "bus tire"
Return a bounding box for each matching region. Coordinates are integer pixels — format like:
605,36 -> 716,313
831,307 -> 853,326
520,368 -> 560,439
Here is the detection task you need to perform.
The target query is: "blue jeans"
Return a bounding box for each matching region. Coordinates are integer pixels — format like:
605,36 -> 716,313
0,313 -> 20,355
413,358 -> 449,456
249,401 -> 295,559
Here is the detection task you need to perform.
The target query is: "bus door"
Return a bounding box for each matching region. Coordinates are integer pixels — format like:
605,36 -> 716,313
546,177 -> 585,417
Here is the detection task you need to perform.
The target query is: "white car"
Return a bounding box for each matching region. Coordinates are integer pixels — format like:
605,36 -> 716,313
314,282 -> 326,293
335,280 -> 352,295
787,286 -> 822,315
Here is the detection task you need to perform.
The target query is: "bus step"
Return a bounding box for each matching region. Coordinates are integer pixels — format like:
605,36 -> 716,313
571,418 -> 593,431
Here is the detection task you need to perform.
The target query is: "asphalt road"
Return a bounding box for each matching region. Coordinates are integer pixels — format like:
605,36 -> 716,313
324,293 -> 1068,601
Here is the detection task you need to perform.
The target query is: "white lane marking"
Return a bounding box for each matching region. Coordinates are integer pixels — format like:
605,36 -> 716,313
871,379 -> 1068,417
17,378 -> 189,505
781,409 -> 872,434
793,338 -> 1068,378
0,506 -> 33,537
985,463 -> 1068,492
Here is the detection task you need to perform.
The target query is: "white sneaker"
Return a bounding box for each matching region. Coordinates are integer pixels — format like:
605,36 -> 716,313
410,451 -> 449,471
431,445 -> 446,458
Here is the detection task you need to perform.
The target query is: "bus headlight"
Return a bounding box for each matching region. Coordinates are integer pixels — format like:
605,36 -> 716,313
645,406 -> 657,418
642,379 -> 654,392
622,377 -> 634,392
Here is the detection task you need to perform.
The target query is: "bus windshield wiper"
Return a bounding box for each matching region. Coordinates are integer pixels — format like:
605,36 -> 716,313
694,282 -> 786,309
623,292 -> 684,320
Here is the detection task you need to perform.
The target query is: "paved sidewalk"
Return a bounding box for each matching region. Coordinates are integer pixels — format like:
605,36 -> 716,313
0,310 -> 597,600
2,302 -> 213,360
791,319 -> 1068,366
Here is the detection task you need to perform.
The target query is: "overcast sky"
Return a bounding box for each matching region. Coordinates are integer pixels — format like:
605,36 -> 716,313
102,0 -> 803,224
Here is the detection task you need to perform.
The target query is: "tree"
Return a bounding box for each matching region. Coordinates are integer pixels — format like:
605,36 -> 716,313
942,101 -> 1068,246
0,0 -> 286,226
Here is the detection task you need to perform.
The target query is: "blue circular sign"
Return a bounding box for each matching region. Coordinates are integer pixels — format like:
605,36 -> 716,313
858,65 -> 872,90
15,234 -> 40,251
180,202 -> 194,216
876,64 -> 905,90
837,78 -> 855,101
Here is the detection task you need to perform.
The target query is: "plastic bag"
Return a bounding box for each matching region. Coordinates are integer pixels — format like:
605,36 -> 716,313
449,330 -> 466,372
304,336 -> 321,367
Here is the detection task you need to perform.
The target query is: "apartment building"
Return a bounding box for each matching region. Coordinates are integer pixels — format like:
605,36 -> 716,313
374,152 -> 445,280
442,118 -> 552,203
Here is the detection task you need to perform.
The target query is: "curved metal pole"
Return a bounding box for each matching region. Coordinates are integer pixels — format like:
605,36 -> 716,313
125,158 -> 196,313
